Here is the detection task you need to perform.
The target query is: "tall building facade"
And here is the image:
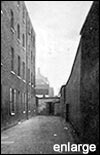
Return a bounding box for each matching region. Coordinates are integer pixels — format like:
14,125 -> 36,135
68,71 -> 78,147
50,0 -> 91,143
1,1 -> 36,128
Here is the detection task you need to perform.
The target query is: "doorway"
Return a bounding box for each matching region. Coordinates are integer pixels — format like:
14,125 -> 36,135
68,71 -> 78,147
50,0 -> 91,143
48,102 -> 54,115
66,104 -> 69,121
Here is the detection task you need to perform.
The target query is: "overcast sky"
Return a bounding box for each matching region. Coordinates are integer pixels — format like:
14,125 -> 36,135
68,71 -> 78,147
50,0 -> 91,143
25,1 -> 93,95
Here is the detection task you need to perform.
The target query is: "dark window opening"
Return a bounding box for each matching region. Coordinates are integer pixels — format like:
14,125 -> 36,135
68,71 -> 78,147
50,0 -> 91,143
18,56 -> 21,76
11,10 -> 14,29
22,34 -> 25,47
11,47 -> 14,71
17,24 -> 20,39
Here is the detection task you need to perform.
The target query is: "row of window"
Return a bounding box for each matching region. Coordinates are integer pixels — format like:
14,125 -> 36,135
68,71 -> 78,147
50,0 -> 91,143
11,47 -> 25,79
1,87 -> 33,119
11,19 -> 25,47
17,1 -> 25,20
10,88 -> 27,114
10,9 -> 35,47
1,2 -> 35,48
9,88 -> 32,115
1,1 -> 25,21
11,47 -> 34,83
1,2 -> 25,18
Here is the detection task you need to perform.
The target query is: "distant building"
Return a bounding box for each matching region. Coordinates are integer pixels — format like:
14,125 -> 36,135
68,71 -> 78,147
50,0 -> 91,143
37,97 -> 60,115
1,1 -> 36,128
35,68 -> 49,97
49,87 -> 54,97
35,68 -> 54,97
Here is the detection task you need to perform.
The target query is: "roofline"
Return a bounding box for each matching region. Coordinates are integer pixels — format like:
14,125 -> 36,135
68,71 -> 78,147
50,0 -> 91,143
65,38 -> 81,87
59,84 -> 66,94
80,1 -> 95,35
24,2 -> 36,36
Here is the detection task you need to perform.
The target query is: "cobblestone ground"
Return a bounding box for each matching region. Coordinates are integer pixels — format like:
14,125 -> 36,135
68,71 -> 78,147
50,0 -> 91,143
1,116 -> 82,154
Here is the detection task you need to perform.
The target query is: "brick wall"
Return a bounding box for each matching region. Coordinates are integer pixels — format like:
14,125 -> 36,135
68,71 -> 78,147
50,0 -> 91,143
65,42 -> 82,135
60,2 -> 99,153
1,1 -> 36,128
80,1 -> 99,150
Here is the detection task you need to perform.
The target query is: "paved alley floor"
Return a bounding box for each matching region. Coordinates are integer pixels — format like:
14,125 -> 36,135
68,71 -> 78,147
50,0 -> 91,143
1,116 -> 81,154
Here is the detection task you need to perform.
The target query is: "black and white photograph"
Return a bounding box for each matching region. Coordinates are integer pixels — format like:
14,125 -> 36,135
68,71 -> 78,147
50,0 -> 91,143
1,1 -> 99,154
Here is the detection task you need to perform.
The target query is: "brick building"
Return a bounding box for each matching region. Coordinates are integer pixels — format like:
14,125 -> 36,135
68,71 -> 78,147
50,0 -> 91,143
1,1 -> 36,128
49,87 -> 54,97
36,68 -> 50,97
37,97 -> 60,115
60,1 -> 99,154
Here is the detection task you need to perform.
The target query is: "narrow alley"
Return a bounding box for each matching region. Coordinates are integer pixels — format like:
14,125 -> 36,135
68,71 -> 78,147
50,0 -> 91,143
1,1 -> 99,155
1,116 -> 81,154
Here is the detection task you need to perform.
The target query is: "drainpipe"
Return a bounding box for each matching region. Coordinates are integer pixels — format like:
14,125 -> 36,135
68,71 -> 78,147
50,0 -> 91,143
26,11 -> 28,120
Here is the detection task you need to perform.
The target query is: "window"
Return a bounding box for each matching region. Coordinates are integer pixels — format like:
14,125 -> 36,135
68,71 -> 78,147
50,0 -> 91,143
17,24 -> 20,39
28,45 -> 30,53
18,56 -> 21,76
31,51 -> 33,62
33,74 -> 35,84
24,93 -> 26,111
17,1 -> 20,7
31,29 -> 33,41
28,69 -> 30,82
28,23 -> 30,34
28,93 -> 30,111
1,1 -> 3,14
10,88 -> 16,114
14,90 -> 16,111
31,72 -> 33,84
1,85 -> 3,119
33,36 -> 35,47
11,47 -> 14,71
22,93 -> 26,112
17,91 -> 21,111
23,7 -> 25,19
11,10 -> 14,29
22,34 -> 25,47
18,91 -> 20,102
21,93 -> 22,109
22,62 -> 25,79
